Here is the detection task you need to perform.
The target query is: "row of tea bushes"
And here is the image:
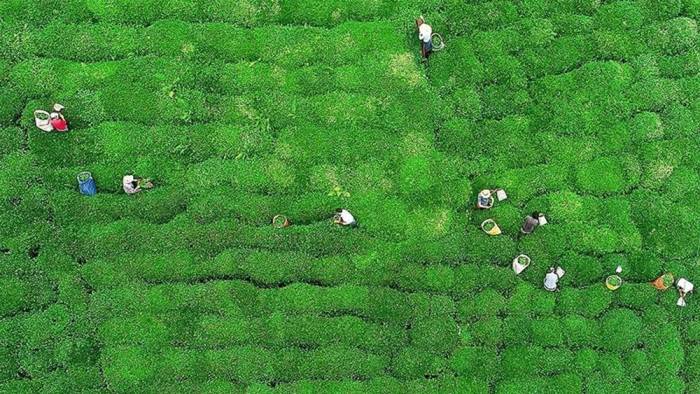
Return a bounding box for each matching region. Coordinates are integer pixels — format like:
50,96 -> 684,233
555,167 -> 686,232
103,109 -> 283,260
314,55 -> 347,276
88,280 -> 460,324
101,345 -> 388,390
99,313 -> 407,354
1,21 -> 406,66
0,0 -> 407,27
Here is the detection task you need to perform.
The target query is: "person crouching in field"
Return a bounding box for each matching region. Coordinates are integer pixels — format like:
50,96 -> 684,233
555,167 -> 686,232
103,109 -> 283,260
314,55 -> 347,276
416,17 -> 433,59
49,104 -> 68,132
35,103 -> 69,132
123,175 -> 154,195
334,208 -> 357,227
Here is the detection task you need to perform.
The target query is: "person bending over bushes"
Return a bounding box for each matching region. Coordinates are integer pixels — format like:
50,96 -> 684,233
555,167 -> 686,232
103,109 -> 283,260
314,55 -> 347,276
34,103 -> 69,132
521,212 -> 542,235
677,278 -> 694,307
544,267 -> 566,292
123,174 -> 154,195
333,208 -> 357,227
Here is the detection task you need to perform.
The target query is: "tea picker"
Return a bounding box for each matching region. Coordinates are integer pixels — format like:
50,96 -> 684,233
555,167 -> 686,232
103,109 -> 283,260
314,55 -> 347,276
521,211 -> 547,235
415,16 -> 445,60
676,278 -> 694,307
476,188 -> 507,209
35,103 -> 69,132
333,208 -> 357,227
544,266 -> 565,291
123,175 -> 154,195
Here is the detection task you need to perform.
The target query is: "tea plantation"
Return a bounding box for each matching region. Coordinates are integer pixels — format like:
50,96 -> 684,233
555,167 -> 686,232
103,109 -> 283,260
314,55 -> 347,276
2,0 -> 700,392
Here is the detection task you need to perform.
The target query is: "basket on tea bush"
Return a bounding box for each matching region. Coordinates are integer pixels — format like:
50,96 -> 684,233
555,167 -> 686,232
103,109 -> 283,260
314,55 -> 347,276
606,275 -> 623,290
512,254 -> 531,274
272,214 -> 290,228
652,273 -> 674,290
481,219 -> 501,236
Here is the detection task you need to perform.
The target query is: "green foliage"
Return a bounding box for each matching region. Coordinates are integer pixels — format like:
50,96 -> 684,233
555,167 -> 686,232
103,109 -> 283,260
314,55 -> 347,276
600,309 -> 643,351
3,1 -> 699,391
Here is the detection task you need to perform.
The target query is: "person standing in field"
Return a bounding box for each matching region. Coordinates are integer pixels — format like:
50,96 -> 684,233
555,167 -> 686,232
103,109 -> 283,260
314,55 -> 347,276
416,17 -> 433,59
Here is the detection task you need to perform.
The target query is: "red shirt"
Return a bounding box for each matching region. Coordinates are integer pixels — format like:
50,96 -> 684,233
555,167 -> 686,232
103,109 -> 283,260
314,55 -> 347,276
50,118 -> 68,132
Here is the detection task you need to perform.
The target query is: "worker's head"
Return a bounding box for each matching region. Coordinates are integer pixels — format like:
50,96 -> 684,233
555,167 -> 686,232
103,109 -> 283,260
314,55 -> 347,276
479,190 -> 491,198
131,180 -> 139,188
532,211 -> 540,218
416,18 -> 424,27
50,112 -> 59,120
336,208 -> 343,213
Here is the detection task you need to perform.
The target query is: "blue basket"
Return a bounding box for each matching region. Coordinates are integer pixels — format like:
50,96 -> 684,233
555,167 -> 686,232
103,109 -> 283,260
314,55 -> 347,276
77,172 -> 96,196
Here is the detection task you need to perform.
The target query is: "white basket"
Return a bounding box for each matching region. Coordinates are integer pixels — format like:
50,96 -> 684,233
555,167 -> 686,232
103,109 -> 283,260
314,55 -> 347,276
34,110 -> 54,132
496,189 -> 507,201
512,254 -> 531,275
555,267 -> 565,278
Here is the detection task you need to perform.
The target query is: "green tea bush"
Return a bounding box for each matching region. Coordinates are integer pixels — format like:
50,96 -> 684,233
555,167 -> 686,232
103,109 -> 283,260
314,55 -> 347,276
687,320 -> 700,343
468,318 -> 503,348
659,51 -> 700,78
409,317 -> 459,355
429,38 -> 485,89
630,111 -> 664,140
654,17 -> 698,55
450,347 -> 498,381
600,308 -> 642,351
594,30 -> 647,60
663,103 -> 698,138
557,287 -> 612,318
5,1 -> 700,390
575,157 -> 629,195
457,289 -> 505,321
689,346 -> 700,379
594,2 -> 645,32
562,315 -> 599,348
445,1 -> 518,35
616,283 -> 658,309
391,346 -> 445,379
450,86 -> 482,119
0,277 -> 30,317
527,35 -> 595,77
505,282 -> 556,316
530,318 -> 564,347
642,0 -> 683,20
480,86 -> 530,119
501,316 -> 531,347
560,253 -> 602,286
501,345 -> 573,377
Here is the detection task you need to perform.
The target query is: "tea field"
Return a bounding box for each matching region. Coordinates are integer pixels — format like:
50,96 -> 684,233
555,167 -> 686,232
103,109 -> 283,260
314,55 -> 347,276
2,0 -> 700,392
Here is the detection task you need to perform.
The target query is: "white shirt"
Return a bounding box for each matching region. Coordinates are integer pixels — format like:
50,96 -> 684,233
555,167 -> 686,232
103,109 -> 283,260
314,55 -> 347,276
123,175 -> 139,194
544,272 -> 559,291
418,24 -> 432,43
339,209 -> 356,225
678,278 -> 694,293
